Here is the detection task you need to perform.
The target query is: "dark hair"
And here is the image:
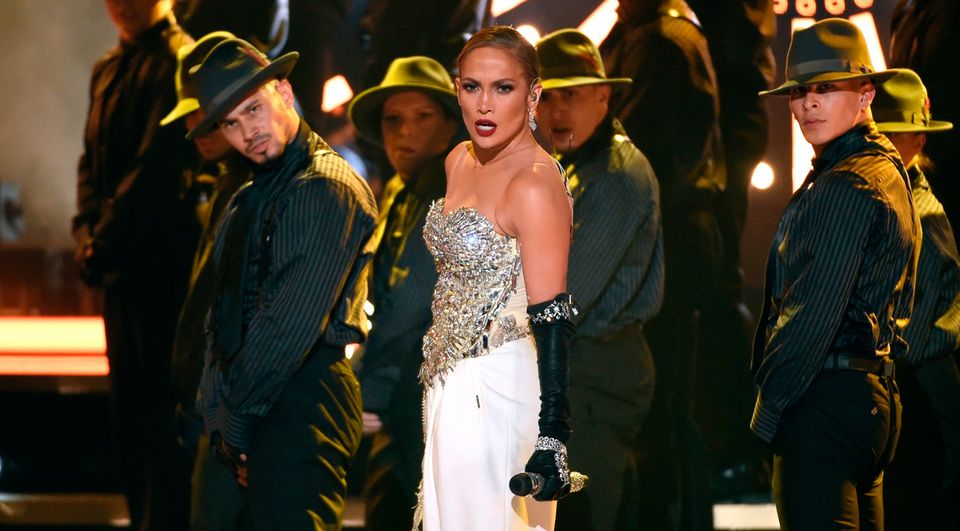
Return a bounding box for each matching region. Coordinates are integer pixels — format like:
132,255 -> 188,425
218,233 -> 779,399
456,25 -> 539,88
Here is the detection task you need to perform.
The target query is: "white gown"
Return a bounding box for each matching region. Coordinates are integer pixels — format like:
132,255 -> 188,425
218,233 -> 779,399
416,199 -> 554,531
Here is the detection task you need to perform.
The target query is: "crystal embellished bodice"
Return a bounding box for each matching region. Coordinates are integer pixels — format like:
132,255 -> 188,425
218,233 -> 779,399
420,199 -> 530,385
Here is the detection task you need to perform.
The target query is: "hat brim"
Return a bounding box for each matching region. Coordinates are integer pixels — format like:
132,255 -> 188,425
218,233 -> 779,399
186,51 -> 298,140
540,76 -> 632,91
876,120 -> 954,134
759,69 -> 897,96
348,83 -> 459,146
160,97 -> 200,126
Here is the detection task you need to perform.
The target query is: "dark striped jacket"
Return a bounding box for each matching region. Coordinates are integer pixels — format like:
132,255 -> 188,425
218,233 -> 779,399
902,165 -> 960,365
198,123 -> 378,450
751,123 -> 920,443
563,118 -> 664,338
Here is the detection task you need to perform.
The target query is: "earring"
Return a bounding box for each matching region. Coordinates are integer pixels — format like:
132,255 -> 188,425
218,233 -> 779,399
529,110 -> 537,131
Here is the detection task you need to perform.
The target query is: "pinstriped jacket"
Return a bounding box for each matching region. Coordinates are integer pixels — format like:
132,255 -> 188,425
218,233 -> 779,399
750,123 -> 921,443
901,164 -> 960,365
198,122 -> 378,450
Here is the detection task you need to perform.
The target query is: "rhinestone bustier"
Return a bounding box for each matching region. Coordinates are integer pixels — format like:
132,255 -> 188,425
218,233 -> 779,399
421,199 -> 529,385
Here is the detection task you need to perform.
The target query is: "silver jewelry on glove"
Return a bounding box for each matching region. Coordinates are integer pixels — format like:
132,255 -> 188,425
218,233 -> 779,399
534,435 -> 570,487
529,294 -> 578,324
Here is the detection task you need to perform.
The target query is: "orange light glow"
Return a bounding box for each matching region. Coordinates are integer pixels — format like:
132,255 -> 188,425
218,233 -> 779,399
491,0 -> 527,17
578,0 -> 619,45
0,355 -> 109,376
0,317 -> 106,354
321,75 -> 354,113
0,317 -> 108,376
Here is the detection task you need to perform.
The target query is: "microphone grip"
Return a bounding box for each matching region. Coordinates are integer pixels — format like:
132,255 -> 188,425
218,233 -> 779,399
509,471 -> 589,496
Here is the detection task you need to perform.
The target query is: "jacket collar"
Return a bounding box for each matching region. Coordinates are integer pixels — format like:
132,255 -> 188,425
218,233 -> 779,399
558,115 -> 617,168
811,121 -> 894,175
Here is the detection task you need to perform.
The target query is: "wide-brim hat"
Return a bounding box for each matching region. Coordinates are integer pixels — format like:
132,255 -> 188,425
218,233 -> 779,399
536,29 -> 632,90
760,18 -> 895,97
160,31 -> 236,126
348,56 -> 459,146
186,37 -> 298,139
874,68 -> 953,133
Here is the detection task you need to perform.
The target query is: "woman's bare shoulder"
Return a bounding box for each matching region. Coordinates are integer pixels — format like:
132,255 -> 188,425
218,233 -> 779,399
444,141 -> 472,176
505,147 -> 564,196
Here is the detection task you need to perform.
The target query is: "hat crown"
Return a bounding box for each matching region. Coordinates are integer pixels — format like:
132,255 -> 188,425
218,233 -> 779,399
537,29 -> 607,82
380,56 -> 455,92
786,18 -> 875,80
176,31 -> 235,101
184,37 -> 298,139
191,38 -> 272,111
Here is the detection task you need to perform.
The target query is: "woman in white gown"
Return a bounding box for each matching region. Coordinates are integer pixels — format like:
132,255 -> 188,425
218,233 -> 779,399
416,26 -> 577,531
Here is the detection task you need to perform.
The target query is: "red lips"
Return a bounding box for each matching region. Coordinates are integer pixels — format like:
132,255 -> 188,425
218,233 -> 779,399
475,119 -> 497,137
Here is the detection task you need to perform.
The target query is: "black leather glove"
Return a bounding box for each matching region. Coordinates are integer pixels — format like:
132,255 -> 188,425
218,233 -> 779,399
524,293 -> 577,501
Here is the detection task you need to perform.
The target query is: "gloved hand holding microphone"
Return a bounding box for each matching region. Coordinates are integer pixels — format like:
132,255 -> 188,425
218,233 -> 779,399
513,293 -> 589,500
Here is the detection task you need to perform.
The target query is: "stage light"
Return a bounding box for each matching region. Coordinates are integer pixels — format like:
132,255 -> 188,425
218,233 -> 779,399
0,317 -> 108,376
0,317 -> 105,355
516,24 -> 541,45
345,343 -> 359,360
579,0 -> 619,45
751,162 -> 775,190
0,355 -> 109,376
788,18 -> 816,191
321,75 -> 353,113
492,0 -> 527,17
849,12 -> 886,71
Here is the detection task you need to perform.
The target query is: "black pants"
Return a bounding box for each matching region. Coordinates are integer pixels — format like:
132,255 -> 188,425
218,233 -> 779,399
773,370 -> 900,530
362,425 -> 421,531
246,349 -> 363,531
884,356 -> 960,530
190,431 -> 249,531
557,332 -> 656,531
103,278 -> 191,531
637,209 -> 720,531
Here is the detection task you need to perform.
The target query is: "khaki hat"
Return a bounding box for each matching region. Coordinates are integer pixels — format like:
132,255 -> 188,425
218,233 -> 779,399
160,31 -> 235,126
873,68 -> 953,134
536,29 -> 631,90
348,56 -> 459,146
760,18 -> 895,97
186,38 -> 298,140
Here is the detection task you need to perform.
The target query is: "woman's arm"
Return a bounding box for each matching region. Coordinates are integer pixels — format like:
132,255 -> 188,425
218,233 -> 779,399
503,158 -> 572,304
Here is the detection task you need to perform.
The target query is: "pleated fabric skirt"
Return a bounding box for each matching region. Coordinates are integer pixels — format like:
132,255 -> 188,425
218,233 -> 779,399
420,337 -> 555,531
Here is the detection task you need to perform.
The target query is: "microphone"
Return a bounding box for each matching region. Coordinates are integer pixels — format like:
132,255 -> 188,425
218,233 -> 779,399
510,471 -> 589,497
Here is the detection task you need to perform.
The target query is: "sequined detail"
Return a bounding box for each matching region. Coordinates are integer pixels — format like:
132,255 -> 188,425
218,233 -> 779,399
489,314 -> 529,350
529,294 -> 578,324
421,199 -> 529,385
534,436 -> 571,488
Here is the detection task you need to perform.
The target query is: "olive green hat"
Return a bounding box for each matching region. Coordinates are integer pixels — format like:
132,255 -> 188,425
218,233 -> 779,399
348,56 -> 459,146
873,68 -> 953,134
186,38 -> 298,140
160,31 -> 236,126
760,18 -> 895,97
535,29 -> 632,90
